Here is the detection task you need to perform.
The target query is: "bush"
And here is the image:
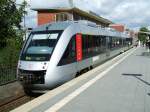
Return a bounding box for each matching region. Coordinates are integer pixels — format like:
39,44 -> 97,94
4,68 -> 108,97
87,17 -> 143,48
0,35 -> 23,66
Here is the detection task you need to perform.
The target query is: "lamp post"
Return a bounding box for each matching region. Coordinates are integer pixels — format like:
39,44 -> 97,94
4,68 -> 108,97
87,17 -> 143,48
23,0 -> 26,40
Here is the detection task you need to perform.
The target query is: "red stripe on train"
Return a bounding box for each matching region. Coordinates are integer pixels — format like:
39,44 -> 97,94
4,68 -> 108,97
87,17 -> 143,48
76,34 -> 82,61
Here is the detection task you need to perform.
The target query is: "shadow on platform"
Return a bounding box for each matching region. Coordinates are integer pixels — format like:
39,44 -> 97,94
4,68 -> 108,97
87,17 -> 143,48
122,73 -> 143,76
148,93 -> 150,96
122,73 -> 150,86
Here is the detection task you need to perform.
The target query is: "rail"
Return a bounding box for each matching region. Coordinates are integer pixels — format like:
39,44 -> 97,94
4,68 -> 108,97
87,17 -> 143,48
0,93 -> 34,112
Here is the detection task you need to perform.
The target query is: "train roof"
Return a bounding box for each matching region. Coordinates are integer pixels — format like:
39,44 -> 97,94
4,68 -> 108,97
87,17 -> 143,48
33,21 -> 73,31
32,21 -> 129,38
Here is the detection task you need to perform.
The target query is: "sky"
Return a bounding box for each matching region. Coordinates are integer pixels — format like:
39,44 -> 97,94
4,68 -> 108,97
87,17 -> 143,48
16,0 -> 150,31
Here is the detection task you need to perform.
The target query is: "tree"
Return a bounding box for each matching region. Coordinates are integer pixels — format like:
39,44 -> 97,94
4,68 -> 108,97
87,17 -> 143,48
0,0 -> 26,42
138,27 -> 149,43
0,0 -> 27,65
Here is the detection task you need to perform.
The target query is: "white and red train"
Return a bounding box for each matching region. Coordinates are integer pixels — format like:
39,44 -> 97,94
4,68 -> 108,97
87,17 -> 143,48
17,21 -> 132,94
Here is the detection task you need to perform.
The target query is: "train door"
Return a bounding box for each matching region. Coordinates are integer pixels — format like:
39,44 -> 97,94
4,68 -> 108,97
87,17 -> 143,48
76,33 -> 83,71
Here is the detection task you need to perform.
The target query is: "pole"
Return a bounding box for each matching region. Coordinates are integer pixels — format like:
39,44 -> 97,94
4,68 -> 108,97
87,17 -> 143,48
23,0 -> 26,40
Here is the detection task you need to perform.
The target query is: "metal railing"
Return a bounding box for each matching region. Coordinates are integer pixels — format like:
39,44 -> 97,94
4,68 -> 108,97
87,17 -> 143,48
0,65 -> 17,86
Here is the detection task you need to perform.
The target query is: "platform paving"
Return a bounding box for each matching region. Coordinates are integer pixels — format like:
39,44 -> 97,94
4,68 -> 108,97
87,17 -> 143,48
12,47 -> 150,112
57,47 -> 150,112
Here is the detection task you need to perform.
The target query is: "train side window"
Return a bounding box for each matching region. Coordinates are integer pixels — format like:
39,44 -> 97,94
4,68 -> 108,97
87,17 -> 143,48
110,37 -> 124,50
88,35 -> 93,57
119,38 -> 123,47
115,37 -> 122,48
82,35 -> 88,58
93,36 -> 99,55
82,35 -> 93,59
101,36 -> 106,52
82,35 -> 107,59
58,36 -> 76,66
110,37 -> 118,50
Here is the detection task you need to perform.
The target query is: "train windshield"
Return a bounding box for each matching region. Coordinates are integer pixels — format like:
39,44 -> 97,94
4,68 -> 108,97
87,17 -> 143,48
21,31 -> 62,61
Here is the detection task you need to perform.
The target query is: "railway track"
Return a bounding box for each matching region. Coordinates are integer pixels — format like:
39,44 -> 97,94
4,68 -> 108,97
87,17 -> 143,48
0,94 -> 35,112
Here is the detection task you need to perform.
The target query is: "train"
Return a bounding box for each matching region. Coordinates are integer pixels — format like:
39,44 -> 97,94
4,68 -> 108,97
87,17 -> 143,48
17,20 -> 132,94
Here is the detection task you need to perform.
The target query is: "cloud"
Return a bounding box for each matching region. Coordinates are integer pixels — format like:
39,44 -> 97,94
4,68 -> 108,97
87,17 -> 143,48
23,9 -> 37,28
31,0 -> 70,9
16,0 -> 150,30
87,0 -> 150,29
16,0 -> 37,28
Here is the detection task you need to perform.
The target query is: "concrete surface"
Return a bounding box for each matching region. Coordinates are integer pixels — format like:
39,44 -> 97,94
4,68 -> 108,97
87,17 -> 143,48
58,47 -> 150,112
12,47 -> 150,112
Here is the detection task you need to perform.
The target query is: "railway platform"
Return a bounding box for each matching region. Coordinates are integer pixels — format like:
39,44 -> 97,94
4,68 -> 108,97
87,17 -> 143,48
12,47 -> 150,112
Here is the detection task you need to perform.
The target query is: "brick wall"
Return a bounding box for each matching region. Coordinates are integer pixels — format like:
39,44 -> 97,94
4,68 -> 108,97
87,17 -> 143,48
109,24 -> 125,32
38,12 -> 56,25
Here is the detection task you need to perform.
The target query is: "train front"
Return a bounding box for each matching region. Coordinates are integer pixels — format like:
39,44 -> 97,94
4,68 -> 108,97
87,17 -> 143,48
17,30 -> 62,93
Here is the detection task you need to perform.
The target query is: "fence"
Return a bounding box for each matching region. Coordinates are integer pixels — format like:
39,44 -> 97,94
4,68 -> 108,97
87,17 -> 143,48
0,65 -> 17,86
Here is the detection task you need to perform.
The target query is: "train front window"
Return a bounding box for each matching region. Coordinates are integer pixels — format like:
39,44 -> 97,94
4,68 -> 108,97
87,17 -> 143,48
21,31 -> 62,61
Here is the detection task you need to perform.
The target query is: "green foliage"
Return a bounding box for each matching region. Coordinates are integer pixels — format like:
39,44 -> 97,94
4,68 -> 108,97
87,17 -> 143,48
0,36 -> 23,66
0,0 -> 26,40
138,27 -> 149,43
0,0 -> 26,66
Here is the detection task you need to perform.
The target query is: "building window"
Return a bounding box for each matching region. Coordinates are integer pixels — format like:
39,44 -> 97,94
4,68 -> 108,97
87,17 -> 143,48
73,12 -> 82,21
56,13 -> 72,22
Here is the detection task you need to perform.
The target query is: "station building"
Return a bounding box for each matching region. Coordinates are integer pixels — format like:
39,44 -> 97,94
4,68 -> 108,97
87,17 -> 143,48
109,24 -> 125,32
30,0 -> 135,39
31,0 -> 113,27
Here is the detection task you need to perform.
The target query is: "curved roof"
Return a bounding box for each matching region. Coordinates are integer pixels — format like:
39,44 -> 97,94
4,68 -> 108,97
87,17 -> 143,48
33,21 -> 72,31
32,21 -> 128,38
